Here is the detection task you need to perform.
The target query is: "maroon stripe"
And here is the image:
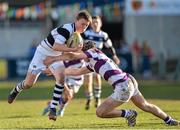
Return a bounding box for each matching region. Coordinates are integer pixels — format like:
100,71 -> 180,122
86,65 -> 94,72
69,77 -> 82,81
103,70 -> 121,81
112,75 -> 128,87
84,51 -> 92,58
63,59 -> 81,68
94,59 -> 107,73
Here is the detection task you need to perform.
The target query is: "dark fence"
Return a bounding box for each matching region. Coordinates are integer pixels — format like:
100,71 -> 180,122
0,53 -> 133,80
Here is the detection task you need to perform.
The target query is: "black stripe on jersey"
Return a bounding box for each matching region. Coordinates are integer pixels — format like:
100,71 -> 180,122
87,35 -> 106,42
72,23 -> 76,32
47,33 -> 55,46
104,37 -> 109,42
57,27 -> 70,41
81,33 -> 87,39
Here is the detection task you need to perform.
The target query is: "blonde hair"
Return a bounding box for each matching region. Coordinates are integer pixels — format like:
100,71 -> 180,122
76,10 -> 92,23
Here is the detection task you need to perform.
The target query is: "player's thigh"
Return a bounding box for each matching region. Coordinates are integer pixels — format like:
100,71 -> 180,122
97,97 -> 124,113
49,61 -> 65,81
26,49 -> 46,86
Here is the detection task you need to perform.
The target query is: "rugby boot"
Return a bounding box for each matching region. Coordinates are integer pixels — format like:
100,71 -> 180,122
8,87 -> 20,104
126,110 -> 138,127
168,119 -> 179,126
48,108 -> 57,121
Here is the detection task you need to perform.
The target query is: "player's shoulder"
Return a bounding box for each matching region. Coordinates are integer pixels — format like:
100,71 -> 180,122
61,23 -> 74,32
99,30 -> 108,37
62,23 -> 72,28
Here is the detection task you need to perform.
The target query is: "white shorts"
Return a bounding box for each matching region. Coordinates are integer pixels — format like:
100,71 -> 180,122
28,48 -> 47,75
109,75 -> 141,102
65,76 -> 84,93
28,43 -> 64,75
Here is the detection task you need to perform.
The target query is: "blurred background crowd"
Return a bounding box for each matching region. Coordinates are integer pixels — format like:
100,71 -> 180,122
0,0 -> 180,81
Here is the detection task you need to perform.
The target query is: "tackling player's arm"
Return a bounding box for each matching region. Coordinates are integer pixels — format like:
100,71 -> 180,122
65,66 -> 91,76
43,51 -> 88,66
52,43 -> 81,52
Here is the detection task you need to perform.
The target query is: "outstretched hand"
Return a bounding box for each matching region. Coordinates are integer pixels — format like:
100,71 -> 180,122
113,55 -> 120,65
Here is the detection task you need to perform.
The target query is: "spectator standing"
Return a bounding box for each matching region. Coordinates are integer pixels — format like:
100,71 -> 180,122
141,40 -> 153,78
131,38 -> 141,74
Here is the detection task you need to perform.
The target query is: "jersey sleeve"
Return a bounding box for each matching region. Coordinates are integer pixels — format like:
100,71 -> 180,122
55,24 -> 73,44
103,32 -> 113,48
84,50 -> 92,58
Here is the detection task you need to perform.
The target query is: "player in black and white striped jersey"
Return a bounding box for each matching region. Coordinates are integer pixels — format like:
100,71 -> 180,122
81,16 -> 120,110
8,10 -> 92,121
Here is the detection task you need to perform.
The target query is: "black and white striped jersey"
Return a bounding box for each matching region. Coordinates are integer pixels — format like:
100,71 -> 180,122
81,28 -> 113,50
38,23 -> 76,56
44,23 -> 76,48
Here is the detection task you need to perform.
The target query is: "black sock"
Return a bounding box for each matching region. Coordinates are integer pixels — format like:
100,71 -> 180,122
164,116 -> 171,124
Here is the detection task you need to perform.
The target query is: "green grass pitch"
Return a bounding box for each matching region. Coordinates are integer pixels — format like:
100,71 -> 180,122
0,80 -> 180,129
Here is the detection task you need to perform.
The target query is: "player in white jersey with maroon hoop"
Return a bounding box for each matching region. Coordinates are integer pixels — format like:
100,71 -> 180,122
8,10 -> 92,121
43,41 -> 179,126
42,59 -> 85,117
81,15 -> 120,110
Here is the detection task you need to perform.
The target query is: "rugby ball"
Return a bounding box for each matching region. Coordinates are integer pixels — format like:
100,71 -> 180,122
66,32 -> 83,48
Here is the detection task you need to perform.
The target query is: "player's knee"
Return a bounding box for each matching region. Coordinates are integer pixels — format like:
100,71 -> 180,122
140,102 -> 152,112
55,73 -> 65,84
96,108 -> 105,118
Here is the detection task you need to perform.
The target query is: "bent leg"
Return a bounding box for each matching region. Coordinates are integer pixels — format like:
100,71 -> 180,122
131,94 -> 168,120
8,72 -> 39,104
57,87 -> 74,117
131,94 -> 180,125
50,68 -> 65,109
96,97 -> 124,118
24,72 -> 40,89
96,97 -> 137,127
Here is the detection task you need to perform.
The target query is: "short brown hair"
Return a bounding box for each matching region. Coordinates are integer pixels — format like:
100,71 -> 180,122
76,10 -> 92,23
92,15 -> 102,24
82,40 -> 95,52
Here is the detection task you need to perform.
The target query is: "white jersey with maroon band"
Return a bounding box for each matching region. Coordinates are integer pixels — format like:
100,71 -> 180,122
84,48 -> 128,87
64,59 -> 85,88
